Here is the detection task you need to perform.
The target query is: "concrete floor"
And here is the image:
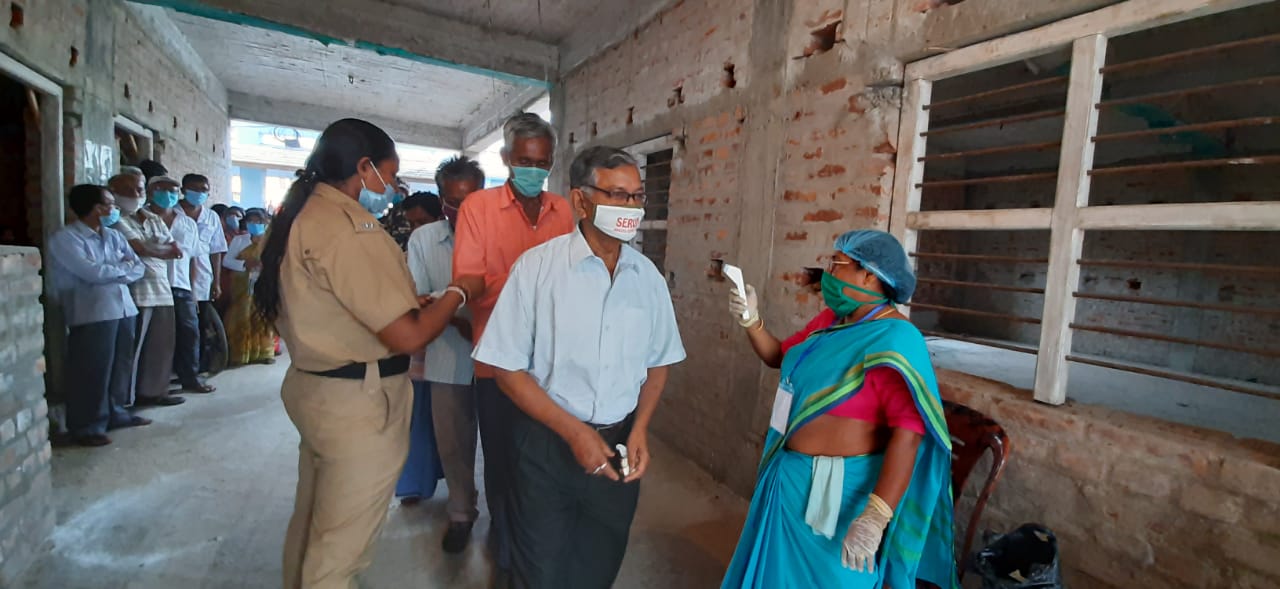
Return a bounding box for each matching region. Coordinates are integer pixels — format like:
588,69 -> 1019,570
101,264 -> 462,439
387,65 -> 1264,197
19,358 -> 748,589
927,338 -> 1280,443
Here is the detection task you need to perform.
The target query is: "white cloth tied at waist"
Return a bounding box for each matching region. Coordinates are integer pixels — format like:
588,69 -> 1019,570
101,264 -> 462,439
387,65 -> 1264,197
805,455 -> 845,539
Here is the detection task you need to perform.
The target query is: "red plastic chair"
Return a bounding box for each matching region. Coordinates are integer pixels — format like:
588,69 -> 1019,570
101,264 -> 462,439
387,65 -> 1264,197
919,400 -> 1011,587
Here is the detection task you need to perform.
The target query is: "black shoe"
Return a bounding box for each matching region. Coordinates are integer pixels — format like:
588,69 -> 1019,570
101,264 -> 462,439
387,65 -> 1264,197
108,415 -> 153,430
442,521 -> 474,554
138,395 -> 186,407
181,382 -> 216,394
74,434 -> 112,447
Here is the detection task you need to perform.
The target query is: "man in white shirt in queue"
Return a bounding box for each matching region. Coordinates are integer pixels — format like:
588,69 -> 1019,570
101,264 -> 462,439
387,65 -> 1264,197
110,168 -> 186,407
401,156 -> 485,553
179,173 -> 227,383
148,175 -> 209,396
473,146 -> 686,588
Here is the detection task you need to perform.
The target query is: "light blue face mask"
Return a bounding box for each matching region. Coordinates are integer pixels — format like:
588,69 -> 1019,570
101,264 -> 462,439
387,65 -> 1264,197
359,164 -> 397,215
246,222 -> 267,237
101,208 -> 121,227
183,190 -> 209,206
151,189 -> 180,209
510,166 -> 550,198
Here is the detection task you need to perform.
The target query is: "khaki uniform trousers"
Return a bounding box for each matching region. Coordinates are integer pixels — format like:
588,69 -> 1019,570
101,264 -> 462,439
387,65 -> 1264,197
281,366 -> 412,589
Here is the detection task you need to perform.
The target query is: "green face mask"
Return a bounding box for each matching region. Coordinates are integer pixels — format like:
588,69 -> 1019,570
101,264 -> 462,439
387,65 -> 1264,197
510,166 -> 550,198
821,271 -> 889,318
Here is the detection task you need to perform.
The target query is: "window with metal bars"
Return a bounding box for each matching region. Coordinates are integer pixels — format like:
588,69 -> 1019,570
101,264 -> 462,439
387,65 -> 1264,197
624,137 -> 674,277
889,0 -> 1280,422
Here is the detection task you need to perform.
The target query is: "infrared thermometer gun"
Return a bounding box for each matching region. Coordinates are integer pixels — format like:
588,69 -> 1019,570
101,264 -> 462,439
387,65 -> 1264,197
616,444 -> 631,477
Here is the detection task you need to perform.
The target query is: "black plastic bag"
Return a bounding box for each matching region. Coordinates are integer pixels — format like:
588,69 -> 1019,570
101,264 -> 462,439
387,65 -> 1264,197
970,523 -> 1064,589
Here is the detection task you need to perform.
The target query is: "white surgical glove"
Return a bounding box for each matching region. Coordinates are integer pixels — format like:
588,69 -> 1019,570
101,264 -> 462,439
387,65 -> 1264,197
842,493 -> 893,573
728,284 -> 760,328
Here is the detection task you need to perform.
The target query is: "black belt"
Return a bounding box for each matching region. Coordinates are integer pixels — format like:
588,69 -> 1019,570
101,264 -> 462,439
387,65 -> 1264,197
588,416 -> 632,437
305,355 -> 410,380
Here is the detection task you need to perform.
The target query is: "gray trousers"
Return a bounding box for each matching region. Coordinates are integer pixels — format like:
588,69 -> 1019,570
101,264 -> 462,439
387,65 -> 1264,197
476,378 -> 515,569
66,317 -> 136,436
509,409 -> 640,589
133,306 -> 176,402
430,381 -> 479,523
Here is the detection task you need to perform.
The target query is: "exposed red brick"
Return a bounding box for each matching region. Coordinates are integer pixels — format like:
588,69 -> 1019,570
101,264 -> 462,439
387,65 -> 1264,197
716,229 -> 729,240
873,140 -> 896,154
804,209 -> 844,222
783,190 -> 817,202
854,206 -> 878,219
700,132 -> 720,144
816,164 -> 846,178
785,231 -> 808,241
803,9 -> 843,27
848,94 -> 866,114
802,147 -> 824,160
869,185 -> 882,196
820,78 -> 847,95
704,26 -> 717,37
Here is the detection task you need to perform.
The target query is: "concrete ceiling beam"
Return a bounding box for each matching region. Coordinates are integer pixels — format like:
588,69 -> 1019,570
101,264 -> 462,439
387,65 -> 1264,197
133,0 -> 558,86
460,86 -> 549,153
227,91 -> 463,150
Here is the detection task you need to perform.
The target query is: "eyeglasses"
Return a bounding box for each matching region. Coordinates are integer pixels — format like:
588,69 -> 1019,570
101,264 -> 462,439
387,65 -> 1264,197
583,184 -> 647,205
824,257 -> 856,273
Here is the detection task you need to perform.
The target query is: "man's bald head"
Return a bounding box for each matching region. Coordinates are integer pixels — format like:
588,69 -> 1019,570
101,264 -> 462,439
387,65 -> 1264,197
108,172 -> 144,200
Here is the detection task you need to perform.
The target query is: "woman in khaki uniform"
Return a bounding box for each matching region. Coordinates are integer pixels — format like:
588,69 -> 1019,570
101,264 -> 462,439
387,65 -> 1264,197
254,119 -> 484,589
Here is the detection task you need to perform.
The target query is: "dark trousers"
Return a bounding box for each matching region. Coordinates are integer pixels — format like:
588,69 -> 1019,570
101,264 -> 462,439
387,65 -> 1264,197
509,410 -> 641,589
66,317 -> 136,436
172,288 -> 200,386
476,378 -> 515,570
197,300 -> 218,373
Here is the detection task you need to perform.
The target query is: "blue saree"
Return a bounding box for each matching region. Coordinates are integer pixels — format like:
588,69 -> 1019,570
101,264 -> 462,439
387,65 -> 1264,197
722,318 -> 957,589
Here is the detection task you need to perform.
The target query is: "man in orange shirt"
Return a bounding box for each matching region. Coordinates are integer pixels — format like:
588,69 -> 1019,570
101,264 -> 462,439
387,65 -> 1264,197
452,112 -> 574,575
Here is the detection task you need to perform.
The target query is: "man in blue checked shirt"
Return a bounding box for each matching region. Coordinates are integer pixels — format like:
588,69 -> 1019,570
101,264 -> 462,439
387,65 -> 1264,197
47,185 -> 152,447
473,146 -> 686,588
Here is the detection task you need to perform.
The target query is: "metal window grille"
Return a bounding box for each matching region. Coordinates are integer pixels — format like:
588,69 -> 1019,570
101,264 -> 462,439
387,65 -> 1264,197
889,0 -> 1280,405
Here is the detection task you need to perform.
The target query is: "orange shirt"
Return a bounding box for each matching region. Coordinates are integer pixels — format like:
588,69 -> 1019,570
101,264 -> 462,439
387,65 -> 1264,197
452,183 -> 575,377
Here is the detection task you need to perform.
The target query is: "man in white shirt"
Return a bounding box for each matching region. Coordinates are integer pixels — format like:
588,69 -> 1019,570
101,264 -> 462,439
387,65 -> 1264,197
149,175 -> 213,394
110,169 -> 186,406
402,156 -> 485,553
474,146 -> 686,587
179,173 -> 228,379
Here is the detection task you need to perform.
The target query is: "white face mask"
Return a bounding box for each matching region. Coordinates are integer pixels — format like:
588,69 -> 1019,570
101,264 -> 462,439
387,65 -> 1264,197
592,204 -> 645,242
116,194 -> 141,215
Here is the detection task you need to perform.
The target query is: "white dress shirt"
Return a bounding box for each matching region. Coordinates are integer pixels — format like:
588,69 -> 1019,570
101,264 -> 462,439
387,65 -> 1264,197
406,221 -> 474,385
47,221 -> 146,327
474,226 -> 686,425
166,213 -> 199,292
189,206 -> 229,300
223,233 -> 251,272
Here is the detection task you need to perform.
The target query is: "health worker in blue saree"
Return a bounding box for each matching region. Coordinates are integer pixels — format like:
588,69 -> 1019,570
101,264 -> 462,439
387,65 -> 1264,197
721,230 -> 957,589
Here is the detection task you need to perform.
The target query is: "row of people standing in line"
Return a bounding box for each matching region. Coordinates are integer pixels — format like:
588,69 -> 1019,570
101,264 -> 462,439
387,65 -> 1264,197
49,165 -> 223,446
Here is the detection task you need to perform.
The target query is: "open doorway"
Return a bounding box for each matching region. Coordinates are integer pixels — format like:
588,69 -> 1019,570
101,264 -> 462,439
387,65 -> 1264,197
0,73 -> 39,247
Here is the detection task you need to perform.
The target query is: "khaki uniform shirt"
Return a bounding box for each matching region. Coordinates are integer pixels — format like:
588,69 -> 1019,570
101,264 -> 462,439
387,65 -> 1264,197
276,183 -> 419,373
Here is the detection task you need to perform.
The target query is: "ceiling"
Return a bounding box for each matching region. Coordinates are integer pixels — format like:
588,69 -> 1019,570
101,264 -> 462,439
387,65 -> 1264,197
380,0 -> 611,45
170,12 -> 531,131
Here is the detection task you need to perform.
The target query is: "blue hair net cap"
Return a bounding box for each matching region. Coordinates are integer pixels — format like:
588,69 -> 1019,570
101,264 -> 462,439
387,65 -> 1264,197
833,230 -> 916,303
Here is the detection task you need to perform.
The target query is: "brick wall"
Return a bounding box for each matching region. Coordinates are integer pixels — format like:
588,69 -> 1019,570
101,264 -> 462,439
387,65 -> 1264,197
0,247 -> 52,585
558,0 -> 1277,584
942,370 -> 1280,589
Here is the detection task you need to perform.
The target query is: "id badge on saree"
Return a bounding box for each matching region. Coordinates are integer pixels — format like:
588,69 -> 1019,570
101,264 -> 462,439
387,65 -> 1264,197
769,381 -> 794,434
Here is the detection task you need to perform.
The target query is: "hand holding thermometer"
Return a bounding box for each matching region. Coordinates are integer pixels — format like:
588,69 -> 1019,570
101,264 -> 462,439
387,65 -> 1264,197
616,444 -> 631,477
722,263 -> 750,321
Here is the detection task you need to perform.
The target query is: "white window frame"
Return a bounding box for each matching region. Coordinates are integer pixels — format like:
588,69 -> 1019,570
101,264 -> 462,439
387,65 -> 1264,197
888,0 -> 1280,405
